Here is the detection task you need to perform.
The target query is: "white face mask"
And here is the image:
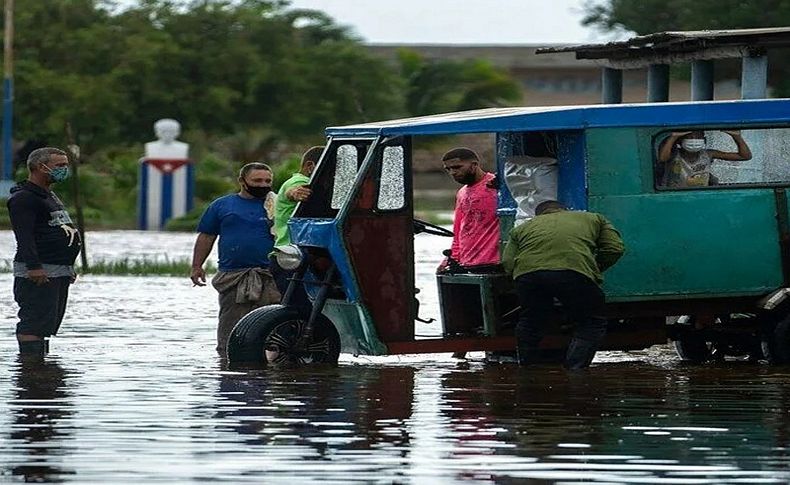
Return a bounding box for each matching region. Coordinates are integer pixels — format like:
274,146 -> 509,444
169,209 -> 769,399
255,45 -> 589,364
681,139 -> 706,152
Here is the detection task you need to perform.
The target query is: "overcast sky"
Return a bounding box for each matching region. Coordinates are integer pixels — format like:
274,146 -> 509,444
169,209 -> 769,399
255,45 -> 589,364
285,0 -> 626,45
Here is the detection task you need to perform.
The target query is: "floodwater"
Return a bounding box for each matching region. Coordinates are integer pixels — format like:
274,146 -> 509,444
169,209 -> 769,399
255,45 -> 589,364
1,231 -> 790,483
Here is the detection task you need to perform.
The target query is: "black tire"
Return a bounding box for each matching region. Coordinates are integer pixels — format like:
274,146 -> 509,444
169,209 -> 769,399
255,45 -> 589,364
227,304 -> 341,367
762,315 -> 790,365
673,332 -> 713,363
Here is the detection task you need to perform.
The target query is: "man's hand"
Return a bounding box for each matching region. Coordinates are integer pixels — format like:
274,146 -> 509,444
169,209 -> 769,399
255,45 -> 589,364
286,185 -> 312,203
28,268 -> 49,286
436,259 -> 449,275
722,129 -> 742,137
190,267 -> 207,286
670,131 -> 692,138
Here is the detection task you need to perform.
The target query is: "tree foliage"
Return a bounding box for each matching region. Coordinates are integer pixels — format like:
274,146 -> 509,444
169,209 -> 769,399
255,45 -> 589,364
3,0 -> 400,154
398,49 -> 521,116
0,0 -> 524,228
2,0 -> 522,158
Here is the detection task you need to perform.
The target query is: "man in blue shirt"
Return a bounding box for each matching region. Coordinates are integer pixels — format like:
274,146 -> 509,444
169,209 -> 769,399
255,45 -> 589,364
190,162 -> 280,353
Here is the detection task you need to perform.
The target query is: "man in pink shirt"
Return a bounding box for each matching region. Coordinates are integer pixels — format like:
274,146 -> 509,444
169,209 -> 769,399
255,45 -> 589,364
436,147 -> 501,274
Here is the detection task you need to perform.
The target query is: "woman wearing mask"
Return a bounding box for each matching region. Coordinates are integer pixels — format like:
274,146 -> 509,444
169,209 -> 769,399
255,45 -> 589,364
657,130 -> 752,188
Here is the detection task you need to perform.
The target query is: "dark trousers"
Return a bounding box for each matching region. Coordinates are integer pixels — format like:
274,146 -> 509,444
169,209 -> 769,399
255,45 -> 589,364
13,276 -> 71,338
514,270 -> 606,368
269,255 -> 311,311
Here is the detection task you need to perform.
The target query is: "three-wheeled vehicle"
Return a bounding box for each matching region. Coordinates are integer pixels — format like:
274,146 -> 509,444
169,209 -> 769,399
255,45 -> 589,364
227,98 -> 790,366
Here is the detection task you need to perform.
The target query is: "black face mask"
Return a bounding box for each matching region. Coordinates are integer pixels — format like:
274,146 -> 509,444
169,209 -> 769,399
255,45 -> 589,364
245,184 -> 271,200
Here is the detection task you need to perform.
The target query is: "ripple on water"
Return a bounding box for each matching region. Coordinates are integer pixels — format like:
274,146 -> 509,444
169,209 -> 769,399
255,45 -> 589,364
1,232 -> 790,482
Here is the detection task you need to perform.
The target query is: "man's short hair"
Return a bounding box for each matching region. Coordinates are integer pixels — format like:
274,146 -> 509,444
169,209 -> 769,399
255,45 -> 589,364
441,147 -> 479,163
302,146 -> 324,167
27,147 -> 67,171
535,200 -> 566,215
239,161 -> 272,180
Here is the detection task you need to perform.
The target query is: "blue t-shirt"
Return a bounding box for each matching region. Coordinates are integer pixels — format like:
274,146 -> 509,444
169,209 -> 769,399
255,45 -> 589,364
196,194 -> 274,271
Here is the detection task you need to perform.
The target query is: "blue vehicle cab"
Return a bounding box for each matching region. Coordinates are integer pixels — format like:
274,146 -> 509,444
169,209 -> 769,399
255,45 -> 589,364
227,98 -> 790,367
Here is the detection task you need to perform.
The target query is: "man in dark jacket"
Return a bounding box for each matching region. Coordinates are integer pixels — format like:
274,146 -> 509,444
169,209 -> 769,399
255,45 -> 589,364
7,147 -> 81,356
502,200 -> 625,369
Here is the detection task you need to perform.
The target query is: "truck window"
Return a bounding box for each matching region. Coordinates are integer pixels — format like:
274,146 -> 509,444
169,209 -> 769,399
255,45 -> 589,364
377,146 -> 405,211
655,128 -> 790,189
331,144 -> 359,209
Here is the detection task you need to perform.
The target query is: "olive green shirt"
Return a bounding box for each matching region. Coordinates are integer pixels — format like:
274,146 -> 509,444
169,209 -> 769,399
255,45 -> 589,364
273,172 -> 310,247
502,210 -> 625,285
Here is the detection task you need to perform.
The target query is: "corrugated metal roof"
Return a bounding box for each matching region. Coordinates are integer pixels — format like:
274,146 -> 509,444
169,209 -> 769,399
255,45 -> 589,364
325,98 -> 790,136
537,27 -> 790,61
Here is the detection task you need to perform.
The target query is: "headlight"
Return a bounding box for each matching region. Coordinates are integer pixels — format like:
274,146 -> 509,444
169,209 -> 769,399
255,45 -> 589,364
273,244 -> 303,271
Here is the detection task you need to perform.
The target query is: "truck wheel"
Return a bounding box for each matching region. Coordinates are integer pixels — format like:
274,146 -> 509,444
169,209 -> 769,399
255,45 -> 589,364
761,315 -> 790,365
673,332 -> 712,363
227,304 -> 341,367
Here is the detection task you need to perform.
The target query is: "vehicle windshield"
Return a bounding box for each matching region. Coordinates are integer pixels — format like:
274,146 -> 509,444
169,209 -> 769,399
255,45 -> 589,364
295,139 -> 374,218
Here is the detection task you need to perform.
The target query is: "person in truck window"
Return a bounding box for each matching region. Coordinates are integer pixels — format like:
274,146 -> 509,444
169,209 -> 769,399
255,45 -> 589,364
436,147 -> 501,274
657,130 -> 751,188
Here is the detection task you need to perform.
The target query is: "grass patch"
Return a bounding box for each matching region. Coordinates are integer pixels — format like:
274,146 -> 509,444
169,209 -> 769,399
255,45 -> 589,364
77,258 -> 217,276
0,257 -> 217,276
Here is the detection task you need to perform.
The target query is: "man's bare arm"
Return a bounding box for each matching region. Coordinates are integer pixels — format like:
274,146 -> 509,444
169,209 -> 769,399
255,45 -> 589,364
190,233 -> 217,286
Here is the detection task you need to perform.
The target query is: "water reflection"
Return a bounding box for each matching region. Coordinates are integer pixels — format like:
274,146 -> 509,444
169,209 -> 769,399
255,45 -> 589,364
6,357 -> 76,482
215,365 -> 414,447
2,230 -> 790,481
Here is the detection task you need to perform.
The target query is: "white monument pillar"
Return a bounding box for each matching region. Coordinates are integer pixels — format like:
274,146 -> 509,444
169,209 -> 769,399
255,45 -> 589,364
138,118 -> 193,230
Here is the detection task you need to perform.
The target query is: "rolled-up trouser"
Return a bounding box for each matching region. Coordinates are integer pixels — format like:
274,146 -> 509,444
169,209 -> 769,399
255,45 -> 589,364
514,270 -> 607,368
13,276 -> 71,338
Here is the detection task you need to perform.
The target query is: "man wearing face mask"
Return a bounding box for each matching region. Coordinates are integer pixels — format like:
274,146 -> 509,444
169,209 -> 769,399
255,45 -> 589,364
190,162 -> 280,353
658,130 -> 751,188
7,147 -> 81,357
436,147 -> 501,274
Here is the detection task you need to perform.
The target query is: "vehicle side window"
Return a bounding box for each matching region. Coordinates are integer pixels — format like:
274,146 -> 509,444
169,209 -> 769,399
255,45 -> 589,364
377,146 -> 405,211
655,128 -> 790,189
331,144 -> 359,209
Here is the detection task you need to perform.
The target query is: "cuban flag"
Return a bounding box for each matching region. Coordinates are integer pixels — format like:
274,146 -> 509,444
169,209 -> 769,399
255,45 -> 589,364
138,158 -> 194,230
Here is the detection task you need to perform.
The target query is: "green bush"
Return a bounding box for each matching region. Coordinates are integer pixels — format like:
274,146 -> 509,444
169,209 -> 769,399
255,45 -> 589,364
164,203 -> 207,232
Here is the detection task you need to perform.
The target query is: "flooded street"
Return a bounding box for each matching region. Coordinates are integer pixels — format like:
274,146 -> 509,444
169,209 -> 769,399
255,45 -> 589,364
2,231 -> 790,482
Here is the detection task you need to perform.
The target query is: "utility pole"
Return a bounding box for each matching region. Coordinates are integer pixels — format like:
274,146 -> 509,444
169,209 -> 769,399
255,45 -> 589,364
0,0 -> 14,197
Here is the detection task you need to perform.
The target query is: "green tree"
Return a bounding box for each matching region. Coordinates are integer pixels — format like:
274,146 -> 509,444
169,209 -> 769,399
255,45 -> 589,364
398,49 -> 522,116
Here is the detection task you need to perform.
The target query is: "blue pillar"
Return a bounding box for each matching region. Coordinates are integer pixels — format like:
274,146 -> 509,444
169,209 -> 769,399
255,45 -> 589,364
691,60 -> 714,101
647,64 -> 670,102
602,67 -> 623,104
741,52 -> 768,99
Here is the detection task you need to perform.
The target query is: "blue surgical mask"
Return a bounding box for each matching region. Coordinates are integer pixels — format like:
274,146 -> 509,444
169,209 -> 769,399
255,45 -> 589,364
45,166 -> 71,182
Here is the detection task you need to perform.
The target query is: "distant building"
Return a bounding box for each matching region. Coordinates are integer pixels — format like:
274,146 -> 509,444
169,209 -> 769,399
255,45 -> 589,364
366,44 -> 742,105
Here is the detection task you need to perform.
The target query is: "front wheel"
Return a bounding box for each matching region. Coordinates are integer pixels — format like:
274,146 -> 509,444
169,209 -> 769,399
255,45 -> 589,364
227,304 -> 341,367
673,334 -> 713,363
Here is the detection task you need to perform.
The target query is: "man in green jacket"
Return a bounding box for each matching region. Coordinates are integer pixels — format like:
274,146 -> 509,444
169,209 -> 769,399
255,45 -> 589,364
270,146 -> 323,307
502,200 -> 625,369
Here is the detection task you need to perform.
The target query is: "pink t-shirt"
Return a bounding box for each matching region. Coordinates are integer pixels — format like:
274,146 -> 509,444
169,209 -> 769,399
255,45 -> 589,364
450,172 -> 500,266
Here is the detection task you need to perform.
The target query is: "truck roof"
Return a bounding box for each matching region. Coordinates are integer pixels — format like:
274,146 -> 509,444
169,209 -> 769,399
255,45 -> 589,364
326,98 -> 790,137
